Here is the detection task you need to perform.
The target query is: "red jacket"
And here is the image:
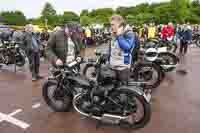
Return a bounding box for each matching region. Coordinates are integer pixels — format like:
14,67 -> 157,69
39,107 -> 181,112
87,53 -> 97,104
167,26 -> 174,38
161,27 -> 168,39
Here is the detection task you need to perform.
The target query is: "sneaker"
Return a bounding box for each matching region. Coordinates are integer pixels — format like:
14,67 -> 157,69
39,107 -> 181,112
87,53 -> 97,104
32,77 -> 38,81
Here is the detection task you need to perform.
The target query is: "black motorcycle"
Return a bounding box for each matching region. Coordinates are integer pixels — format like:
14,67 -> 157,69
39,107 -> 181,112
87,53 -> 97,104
83,50 -> 162,91
42,57 -> 151,129
144,38 -> 177,53
0,41 -> 26,67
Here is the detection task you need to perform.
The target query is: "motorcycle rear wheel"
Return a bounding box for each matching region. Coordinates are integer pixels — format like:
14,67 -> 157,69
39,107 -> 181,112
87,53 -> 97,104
132,62 -> 162,91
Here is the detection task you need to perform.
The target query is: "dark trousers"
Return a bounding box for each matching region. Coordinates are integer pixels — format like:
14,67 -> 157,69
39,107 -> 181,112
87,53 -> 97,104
180,40 -> 188,54
28,51 -> 40,78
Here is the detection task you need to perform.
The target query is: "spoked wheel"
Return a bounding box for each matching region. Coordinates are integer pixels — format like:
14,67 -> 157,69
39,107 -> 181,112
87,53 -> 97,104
110,88 -> 151,129
157,52 -> 178,72
196,40 -> 200,48
132,63 -> 162,91
15,54 -> 26,67
42,80 -> 72,112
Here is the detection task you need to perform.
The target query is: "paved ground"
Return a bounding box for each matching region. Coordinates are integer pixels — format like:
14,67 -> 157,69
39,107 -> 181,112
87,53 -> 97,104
0,45 -> 200,133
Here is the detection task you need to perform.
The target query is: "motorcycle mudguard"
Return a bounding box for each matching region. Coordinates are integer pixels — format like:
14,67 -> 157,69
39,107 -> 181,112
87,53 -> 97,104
158,52 -> 179,63
117,86 -> 151,103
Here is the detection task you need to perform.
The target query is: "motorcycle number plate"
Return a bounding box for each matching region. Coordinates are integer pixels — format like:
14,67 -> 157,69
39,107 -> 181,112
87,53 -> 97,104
158,47 -> 167,52
143,93 -> 151,102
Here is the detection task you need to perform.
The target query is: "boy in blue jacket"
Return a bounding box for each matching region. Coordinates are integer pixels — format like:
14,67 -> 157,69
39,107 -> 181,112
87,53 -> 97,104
108,15 -> 135,81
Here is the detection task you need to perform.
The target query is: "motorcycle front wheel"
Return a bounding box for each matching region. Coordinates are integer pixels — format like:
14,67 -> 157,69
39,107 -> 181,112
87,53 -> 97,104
42,80 -> 73,112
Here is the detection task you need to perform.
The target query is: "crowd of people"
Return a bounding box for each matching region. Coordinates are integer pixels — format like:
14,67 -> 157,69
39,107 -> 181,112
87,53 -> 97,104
139,22 -> 197,54
0,15 -> 199,82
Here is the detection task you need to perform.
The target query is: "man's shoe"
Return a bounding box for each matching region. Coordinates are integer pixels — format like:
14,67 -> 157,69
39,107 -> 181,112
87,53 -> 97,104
32,77 -> 38,81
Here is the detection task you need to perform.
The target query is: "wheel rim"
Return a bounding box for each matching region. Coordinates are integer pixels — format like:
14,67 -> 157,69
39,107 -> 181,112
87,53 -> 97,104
48,84 -> 70,110
113,92 -> 146,125
16,56 -> 25,66
137,66 -> 159,86
196,40 -> 200,47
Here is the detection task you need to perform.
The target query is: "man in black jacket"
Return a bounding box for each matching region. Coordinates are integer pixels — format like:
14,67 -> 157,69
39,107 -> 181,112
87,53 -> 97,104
46,24 -> 81,76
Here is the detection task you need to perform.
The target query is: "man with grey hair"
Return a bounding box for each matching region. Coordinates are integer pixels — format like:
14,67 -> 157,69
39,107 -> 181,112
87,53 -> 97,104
23,24 -> 42,81
108,14 -> 135,82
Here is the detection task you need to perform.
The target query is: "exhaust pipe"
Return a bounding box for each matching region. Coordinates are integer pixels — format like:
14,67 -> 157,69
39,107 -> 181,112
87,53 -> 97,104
73,94 -> 129,124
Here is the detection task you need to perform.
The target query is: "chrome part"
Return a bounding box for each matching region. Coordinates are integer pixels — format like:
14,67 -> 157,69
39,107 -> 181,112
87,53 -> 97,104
73,93 -> 130,124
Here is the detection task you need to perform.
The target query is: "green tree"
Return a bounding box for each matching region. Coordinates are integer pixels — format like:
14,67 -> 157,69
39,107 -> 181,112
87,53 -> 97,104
41,2 -> 57,26
170,0 -> 190,23
88,8 -> 114,24
62,11 -> 79,23
41,2 -> 56,17
1,11 -> 26,25
80,16 -> 91,26
80,9 -> 89,17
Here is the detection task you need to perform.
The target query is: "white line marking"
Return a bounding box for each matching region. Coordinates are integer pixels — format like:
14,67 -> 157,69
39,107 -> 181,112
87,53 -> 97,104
0,109 -> 30,129
32,103 -> 41,109
9,109 -> 23,116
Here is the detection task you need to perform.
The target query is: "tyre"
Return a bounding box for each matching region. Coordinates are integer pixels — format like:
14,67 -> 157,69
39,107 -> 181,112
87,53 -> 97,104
112,88 -> 151,129
132,62 -> 162,91
196,40 -> 200,48
42,80 -> 72,112
157,52 -> 179,72
15,54 -> 26,67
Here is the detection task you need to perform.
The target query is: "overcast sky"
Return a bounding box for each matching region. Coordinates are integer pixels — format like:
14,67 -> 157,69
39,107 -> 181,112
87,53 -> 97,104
0,0 -> 168,18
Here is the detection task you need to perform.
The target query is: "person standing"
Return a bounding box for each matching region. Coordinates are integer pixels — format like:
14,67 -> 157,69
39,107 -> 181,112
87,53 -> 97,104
40,29 -> 50,42
46,24 -> 81,78
148,23 -> 156,39
179,24 -> 192,55
166,22 -> 175,41
23,24 -> 42,81
161,25 -> 168,41
85,27 -> 92,45
108,15 -> 135,82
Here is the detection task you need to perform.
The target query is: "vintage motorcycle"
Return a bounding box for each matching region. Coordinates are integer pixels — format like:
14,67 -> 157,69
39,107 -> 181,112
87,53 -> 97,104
42,57 -> 151,129
83,50 -> 162,91
0,41 -> 26,67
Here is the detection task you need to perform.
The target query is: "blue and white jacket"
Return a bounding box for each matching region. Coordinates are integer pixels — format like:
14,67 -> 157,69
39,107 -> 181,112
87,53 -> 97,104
109,25 -> 135,68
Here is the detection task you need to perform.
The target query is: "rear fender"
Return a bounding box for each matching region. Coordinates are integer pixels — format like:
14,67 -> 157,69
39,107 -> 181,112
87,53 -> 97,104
118,86 -> 151,103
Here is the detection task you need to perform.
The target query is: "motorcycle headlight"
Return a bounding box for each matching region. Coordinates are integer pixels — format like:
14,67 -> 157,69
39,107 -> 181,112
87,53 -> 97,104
145,48 -> 158,61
